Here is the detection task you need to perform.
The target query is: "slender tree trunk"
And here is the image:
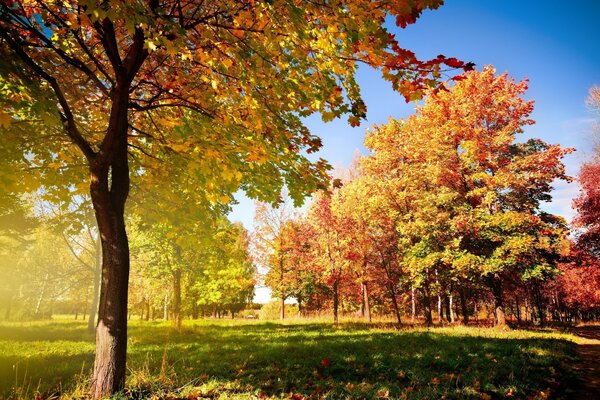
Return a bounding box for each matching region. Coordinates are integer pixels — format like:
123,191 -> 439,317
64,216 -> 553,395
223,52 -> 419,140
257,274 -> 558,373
172,269 -> 182,330
360,283 -> 365,318
145,299 -> 150,321
459,288 -> 469,325
333,279 -> 339,325
447,295 -> 454,323
437,294 -> 443,323
280,296 -> 285,320
389,284 -> 402,325
515,296 -> 521,323
362,281 -> 371,323
88,235 -> 102,333
35,273 -> 49,318
163,288 -> 169,320
411,285 -> 416,322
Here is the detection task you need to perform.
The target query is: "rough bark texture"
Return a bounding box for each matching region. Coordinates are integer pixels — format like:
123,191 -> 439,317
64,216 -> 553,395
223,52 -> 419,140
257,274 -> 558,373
279,297 -> 285,320
90,84 -> 133,399
88,236 -> 102,333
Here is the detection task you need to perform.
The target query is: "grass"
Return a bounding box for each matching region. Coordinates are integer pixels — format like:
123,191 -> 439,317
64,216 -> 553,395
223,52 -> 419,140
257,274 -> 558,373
0,317 -> 586,399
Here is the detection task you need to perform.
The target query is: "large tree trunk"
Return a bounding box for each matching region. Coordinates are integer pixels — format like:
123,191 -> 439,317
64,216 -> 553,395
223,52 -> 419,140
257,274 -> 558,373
88,235 -> 102,333
421,287 -> 433,327
90,84 -> 133,399
362,281 -> 372,323
488,276 -> 507,327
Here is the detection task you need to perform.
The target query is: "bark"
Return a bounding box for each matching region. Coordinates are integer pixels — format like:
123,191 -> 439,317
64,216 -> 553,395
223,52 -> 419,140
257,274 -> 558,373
280,296 -> 285,320
145,299 -> 150,321
88,235 -> 102,333
362,281 -> 372,323
489,276 -> 507,327
447,295 -> 454,323
515,296 -> 521,323
421,287 -> 433,327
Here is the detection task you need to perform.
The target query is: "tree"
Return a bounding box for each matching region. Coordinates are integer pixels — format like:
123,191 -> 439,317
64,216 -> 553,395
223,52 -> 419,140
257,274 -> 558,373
363,67 -> 572,327
573,86 -> 600,257
0,1 -> 470,396
254,198 -> 297,320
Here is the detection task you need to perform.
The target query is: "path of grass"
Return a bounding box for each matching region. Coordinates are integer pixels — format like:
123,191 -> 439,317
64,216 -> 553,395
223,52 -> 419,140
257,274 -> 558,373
0,318 -> 585,399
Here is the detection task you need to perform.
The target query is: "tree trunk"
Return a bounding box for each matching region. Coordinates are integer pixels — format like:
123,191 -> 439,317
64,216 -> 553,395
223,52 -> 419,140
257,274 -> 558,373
515,296 -> 521,323
333,279 -> 339,325
489,276 -> 507,327
280,296 -> 285,320
411,285 -> 416,322
90,75 -> 141,398
447,295 -> 454,323
362,281 -> 371,323
88,235 -> 102,333
35,273 -> 49,318
388,283 -> 402,325
421,287 -> 433,327
459,288 -> 469,325
145,299 -> 150,321
163,288 -> 169,320
172,269 -> 182,330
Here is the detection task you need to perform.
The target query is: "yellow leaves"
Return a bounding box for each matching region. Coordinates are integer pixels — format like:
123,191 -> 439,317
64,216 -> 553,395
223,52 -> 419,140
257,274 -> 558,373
146,41 -> 158,52
0,111 -> 12,128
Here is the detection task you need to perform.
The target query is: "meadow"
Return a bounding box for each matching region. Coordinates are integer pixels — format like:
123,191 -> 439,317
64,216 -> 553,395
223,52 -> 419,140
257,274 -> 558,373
0,317 -> 588,399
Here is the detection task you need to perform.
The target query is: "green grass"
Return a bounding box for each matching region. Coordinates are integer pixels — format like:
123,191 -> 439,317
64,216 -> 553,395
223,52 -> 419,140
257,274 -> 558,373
0,317 -> 584,399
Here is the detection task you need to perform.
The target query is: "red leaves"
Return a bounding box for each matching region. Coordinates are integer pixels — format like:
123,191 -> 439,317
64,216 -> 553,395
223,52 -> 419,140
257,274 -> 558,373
320,358 -> 331,367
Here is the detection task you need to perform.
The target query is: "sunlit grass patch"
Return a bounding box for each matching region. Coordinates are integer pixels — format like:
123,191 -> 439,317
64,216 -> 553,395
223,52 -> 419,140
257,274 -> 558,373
0,318 -> 582,399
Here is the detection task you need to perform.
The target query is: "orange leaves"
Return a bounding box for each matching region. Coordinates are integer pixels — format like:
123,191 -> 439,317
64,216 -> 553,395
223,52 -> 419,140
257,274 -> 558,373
0,111 -> 12,129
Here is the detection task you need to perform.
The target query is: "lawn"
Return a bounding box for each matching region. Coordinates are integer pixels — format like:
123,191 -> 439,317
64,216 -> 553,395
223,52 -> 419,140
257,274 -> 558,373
0,318 -> 583,399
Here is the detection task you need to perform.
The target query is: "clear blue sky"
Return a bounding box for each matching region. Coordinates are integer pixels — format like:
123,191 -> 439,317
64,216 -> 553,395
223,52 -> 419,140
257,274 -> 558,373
228,1 -> 600,302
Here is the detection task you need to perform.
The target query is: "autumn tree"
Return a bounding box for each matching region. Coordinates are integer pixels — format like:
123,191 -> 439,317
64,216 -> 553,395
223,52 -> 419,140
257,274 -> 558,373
573,86 -> 600,257
254,198 -> 298,320
364,67 -> 571,327
0,1 -> 471,395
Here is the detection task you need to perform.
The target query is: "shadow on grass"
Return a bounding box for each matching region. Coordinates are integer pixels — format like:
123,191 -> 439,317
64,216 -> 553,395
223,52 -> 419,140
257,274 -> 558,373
0,321 -> 580,399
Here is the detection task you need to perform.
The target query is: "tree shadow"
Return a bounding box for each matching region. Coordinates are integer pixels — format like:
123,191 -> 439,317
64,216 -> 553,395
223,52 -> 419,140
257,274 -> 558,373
0,321 -> 581,399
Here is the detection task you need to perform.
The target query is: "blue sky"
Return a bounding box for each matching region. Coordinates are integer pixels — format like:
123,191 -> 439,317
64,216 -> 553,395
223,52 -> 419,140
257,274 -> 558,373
229,1 -> 600,302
